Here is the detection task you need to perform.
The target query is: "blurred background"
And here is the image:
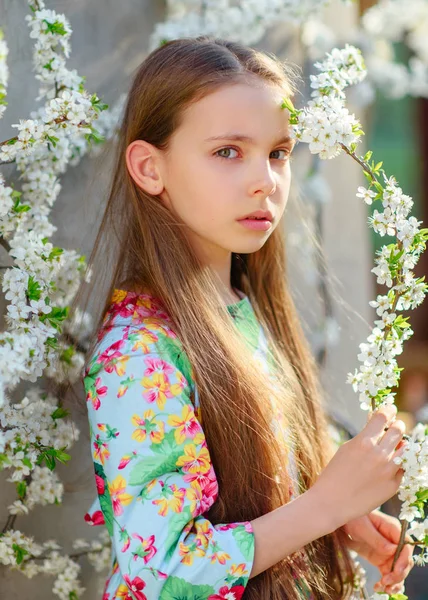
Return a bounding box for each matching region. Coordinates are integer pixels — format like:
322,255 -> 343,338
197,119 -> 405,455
0,0 -> 427,597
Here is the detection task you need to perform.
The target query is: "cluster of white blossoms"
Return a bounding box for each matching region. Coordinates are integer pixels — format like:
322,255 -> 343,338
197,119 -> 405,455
0,527 -> 110,599
287,44 -> 367,160
393,424 -> 428,541
149,0 -> 331,49
347,172 -> 427,421
361,0 -> 428,99
0,2 -> 122,597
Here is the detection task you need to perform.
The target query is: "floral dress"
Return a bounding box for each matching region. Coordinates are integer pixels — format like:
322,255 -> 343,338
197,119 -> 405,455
83,288 -> 307,600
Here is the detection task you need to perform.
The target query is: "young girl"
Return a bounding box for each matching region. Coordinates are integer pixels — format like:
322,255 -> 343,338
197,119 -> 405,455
80,36 -> 414,600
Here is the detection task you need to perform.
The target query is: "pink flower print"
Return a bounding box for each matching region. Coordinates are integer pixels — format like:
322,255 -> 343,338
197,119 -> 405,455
176,369 -> 189,390
95,474 -> 105,495
216,522 -> 253,534
147,566 -> 168,580
131,327 -> 159,354
93,435 -> 110,465
119,527 -> 131,553
141,372 -> 182,410
117,575 -> 147,600
208,584 -> 245,600
186,481 -> 214,516
118,451 -> 137,470
143,357 -> 174,378
134,295 -> 167,320
131,533 -> 157,564
152,483 -> 186,516
87,377 -> 108,411
167,405 -> 203,445
99,339 -> 126,372
108,476 -> 133,516
183,465 -> 218,502
84,509 -> 105,526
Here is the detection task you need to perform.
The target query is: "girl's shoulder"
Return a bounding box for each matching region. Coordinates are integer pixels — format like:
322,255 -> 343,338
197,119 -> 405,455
85,287 -> 194,385
99,287 -> 177,343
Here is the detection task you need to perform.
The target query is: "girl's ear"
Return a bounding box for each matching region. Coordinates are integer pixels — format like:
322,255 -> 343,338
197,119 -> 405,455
125,139 -> 164,196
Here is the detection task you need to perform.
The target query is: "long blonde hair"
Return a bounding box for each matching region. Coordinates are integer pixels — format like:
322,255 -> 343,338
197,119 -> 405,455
69,36 -> 355,599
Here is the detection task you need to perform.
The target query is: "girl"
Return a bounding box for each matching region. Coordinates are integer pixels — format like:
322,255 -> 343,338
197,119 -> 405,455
79,36 -> 414,599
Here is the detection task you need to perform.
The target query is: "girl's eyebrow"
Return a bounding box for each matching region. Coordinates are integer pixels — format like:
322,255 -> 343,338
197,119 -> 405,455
204,133 -> 295,146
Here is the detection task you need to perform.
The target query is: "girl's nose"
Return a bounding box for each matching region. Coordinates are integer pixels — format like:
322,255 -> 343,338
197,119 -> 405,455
248,167 -> 277,197
249,162 -> 277,196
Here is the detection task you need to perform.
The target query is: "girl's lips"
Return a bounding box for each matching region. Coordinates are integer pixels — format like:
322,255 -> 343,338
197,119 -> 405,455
237,218 -> 272,231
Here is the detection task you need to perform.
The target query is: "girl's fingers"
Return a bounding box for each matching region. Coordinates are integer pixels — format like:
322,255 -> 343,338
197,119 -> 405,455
378,420 -> 406,452
392,542 -> 414,574
380,547 -> 415,587
385,583 -> 405,595
364,406 -> 397,442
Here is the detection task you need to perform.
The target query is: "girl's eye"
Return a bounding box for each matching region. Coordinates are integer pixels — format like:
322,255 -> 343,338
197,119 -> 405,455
214,147 -> 292,160
270,149 -> 291,160
215,147 -> 239,159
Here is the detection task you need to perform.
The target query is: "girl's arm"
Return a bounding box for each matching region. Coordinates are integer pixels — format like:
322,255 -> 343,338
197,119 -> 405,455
249,484 -> 336,578
84,329 -> 255,598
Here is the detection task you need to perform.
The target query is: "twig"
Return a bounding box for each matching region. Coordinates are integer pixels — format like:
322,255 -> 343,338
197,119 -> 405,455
392,520 -> 410,571
0,236 -> 11,252
29,542 -> 110,562
340,141 -> 416,569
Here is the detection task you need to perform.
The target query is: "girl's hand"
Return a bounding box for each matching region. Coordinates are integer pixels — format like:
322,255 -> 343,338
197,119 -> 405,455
342,510 -> 415,595
312,404 -> 407,528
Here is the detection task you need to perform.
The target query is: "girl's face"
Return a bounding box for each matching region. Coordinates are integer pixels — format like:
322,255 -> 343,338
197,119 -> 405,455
149,80 -> 294,265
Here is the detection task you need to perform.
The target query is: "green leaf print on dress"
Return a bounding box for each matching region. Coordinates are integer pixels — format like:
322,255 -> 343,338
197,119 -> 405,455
232,524 -> 254,562
159,576 -> 215,600
129,452 -> 182,486
94,462 -> 114,537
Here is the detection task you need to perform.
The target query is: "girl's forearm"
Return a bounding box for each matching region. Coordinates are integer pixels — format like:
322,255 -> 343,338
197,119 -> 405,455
249,486 -> 339,578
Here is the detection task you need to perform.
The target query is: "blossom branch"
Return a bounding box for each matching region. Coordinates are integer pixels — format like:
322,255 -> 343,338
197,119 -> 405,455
285,43 -> 428,599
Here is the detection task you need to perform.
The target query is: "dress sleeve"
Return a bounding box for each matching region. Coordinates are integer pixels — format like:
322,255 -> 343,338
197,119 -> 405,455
83,324 -> 255,599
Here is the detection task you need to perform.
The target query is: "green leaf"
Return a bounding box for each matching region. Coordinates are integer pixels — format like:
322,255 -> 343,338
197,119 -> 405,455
46,134 -> 59,147
390,594 -> 408,600
36,447 -> 71,471
164,506 -> 192,562
60,346 -> 75,365
232,524 -> 255,562
27,276 -> 42,301
151,429 -> 183,456
51,407 -> 70,421
94,462 -> 114,537
0,454 -> 11,470
84,128 -> 105,146
12,544 -> 29,565
43,20 -> 67,36
129,453 -> 181,486
416,488 -> 428,502
16,481 -> 27,499
48,247 -> 64,260
281,97 -> 295,113
159,576 -> 215,600
39,305 -> 68,330
151,334 -> 193,392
